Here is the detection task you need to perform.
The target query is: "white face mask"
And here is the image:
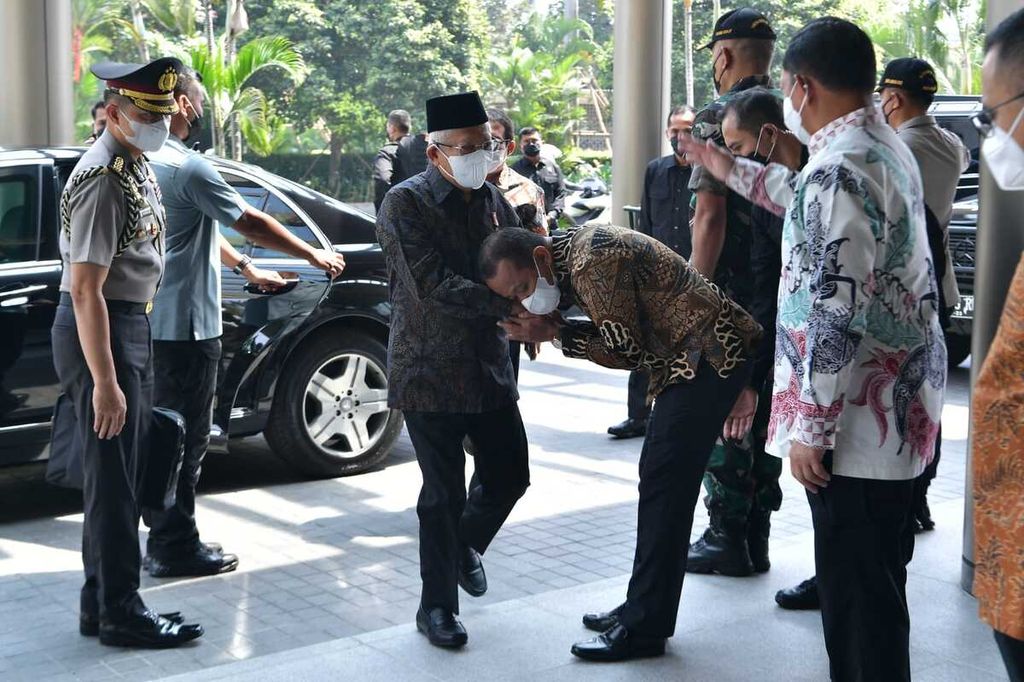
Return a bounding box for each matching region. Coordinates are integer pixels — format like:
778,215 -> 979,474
784,80 -> 812,145
488,143 -> 509,175
118,113 -> 170,153
438,148 -> 491,190
983,106 -> 1024,191
522,255 -> 560,315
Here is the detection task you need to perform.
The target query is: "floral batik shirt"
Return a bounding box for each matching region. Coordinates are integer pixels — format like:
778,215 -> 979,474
726,106 -> 946,481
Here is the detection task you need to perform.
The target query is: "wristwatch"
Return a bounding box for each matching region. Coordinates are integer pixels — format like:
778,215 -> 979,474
550,332 -> 562,350
233,255 -> 252,275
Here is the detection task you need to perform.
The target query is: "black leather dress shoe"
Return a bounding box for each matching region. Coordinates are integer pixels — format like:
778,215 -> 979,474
582,603 -> 624,632
146,547 -> 239,578
458,546 -> 487,597
686,527 -> 754,577
914,500 -> 935,532
775,576 -> 820,610
99,610 -> 203,648
607,418 -> 647,439
416,606 -> 468,648
80,611 -> 184,637
143,542 -> 224,572
571,623 -> 665,662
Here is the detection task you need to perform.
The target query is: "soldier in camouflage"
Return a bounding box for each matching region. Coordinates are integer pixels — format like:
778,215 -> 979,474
685,8 -> 784,577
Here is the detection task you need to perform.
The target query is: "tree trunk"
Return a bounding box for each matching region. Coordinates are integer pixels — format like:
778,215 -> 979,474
684,0 -> 694,106
328,132 -> 343,199
129,0 -> 150,62
204,0 -> 222,156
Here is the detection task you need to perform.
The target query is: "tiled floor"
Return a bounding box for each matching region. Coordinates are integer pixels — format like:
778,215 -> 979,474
0,352 -> 984,681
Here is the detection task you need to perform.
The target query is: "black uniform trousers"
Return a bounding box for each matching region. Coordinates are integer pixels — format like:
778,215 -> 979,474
618,359 -> 750,638
142,338 -> 221,559
52,302 -> 152,621
626,369 -> 651,422
808,451 -> 916,682
995,630 -> 1024,682
403,402 -> 530,613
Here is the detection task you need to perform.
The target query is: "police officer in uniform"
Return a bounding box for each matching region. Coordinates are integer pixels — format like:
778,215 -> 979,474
685,8 -> 784,577
53,57 -> 203,648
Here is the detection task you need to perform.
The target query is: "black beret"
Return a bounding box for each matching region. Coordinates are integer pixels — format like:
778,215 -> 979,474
92,57 -> 184,115
426,91 -> 487,133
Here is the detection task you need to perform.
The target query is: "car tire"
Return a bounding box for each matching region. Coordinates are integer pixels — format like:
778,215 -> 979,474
265,329 -> 403,477
945,332 -> 971,368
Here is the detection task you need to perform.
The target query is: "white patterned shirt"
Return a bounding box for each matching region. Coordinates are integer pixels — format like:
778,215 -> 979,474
727,106 -> 946,481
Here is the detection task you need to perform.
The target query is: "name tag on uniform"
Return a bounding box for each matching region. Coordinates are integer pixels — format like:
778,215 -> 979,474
134,201 -> 161,241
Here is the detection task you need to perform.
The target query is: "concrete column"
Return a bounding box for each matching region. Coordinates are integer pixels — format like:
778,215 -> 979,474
961,0 -> 1024,594
611,0 -> 673,226
0,0 -> 74,147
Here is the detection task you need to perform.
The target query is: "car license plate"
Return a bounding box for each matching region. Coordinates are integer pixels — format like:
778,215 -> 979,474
952,295 -> 974,319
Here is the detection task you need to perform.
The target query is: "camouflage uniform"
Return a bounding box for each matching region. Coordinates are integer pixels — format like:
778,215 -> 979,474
688,74 -> 783,541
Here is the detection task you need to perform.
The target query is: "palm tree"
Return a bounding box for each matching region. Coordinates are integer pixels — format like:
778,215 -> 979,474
71,0 -> 134,138
189,36 -> 305,160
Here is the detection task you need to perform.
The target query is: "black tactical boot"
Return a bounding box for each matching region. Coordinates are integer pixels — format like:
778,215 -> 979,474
747,511 -> 771,573
686,526 -> 754,577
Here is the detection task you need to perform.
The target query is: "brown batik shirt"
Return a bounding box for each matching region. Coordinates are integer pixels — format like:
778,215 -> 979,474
553,225 -> 761,402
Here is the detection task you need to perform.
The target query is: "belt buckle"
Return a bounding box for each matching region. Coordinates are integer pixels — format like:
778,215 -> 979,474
145,301 -> 153,315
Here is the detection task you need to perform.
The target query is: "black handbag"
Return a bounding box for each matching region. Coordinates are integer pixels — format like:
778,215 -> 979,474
45,395 -> 186,511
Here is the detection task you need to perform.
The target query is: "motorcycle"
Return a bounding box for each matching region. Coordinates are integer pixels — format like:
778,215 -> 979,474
564,176 -> 611,226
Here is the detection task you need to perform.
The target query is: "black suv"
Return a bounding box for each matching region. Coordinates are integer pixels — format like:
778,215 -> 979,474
0,147 -> 401,477
930,95 -> 982,367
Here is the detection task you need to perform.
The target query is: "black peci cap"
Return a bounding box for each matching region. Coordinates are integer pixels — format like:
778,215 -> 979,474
877,57 -> 939,95
701,8 -> 776,50
92,57 -> 183,115
425,91 -> 488,133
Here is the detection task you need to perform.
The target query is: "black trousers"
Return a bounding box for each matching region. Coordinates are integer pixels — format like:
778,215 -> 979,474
996,630 -> 1024,682
142,338 -> 221,559
626,369 -> 651,421
618,360 -> 750,638
808,453 -> 915,682
404,403 -> 530,613
52,303 -> 152,621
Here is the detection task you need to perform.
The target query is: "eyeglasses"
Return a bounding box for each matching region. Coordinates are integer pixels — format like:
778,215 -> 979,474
972,90 -> 1024,138
433,138 -> 504,155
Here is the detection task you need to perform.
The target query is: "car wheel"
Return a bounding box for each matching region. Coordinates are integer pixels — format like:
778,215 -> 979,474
265,330 -> 403,477
945,332 -> 971,368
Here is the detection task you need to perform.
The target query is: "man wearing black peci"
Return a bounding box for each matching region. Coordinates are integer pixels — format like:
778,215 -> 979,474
375,91 -> 530,649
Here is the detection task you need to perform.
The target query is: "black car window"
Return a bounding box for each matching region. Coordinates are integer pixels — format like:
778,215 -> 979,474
218,171 -> 268,252
251,194 -> 321,259
0,173 -> 37,264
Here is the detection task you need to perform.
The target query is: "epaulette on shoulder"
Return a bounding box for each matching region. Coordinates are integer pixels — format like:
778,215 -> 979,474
60,164 -> 111,238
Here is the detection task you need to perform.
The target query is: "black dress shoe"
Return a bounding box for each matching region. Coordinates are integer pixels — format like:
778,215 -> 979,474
914,500 -> 935,532
775,576 -> 820,610
458,546 -> 487,597
571,623 -> 665,662
146,547 -> 239,578
416,606 -> 468,648
686,527 -> 755,576
99,610 -> 203,648
80,611 -> 184,637
582,603 -> 624,632
607,418 -> 647,439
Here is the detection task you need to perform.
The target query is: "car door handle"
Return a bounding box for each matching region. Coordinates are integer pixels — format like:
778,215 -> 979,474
0,284 -> 47,297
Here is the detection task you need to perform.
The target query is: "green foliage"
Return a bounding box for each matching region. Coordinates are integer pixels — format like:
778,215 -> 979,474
189,35 -> 305,157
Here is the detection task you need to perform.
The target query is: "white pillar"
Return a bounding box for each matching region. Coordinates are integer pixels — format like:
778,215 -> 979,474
0,0 -> 74,146
961,0 -> 1024,594
611,0 -> 673,226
